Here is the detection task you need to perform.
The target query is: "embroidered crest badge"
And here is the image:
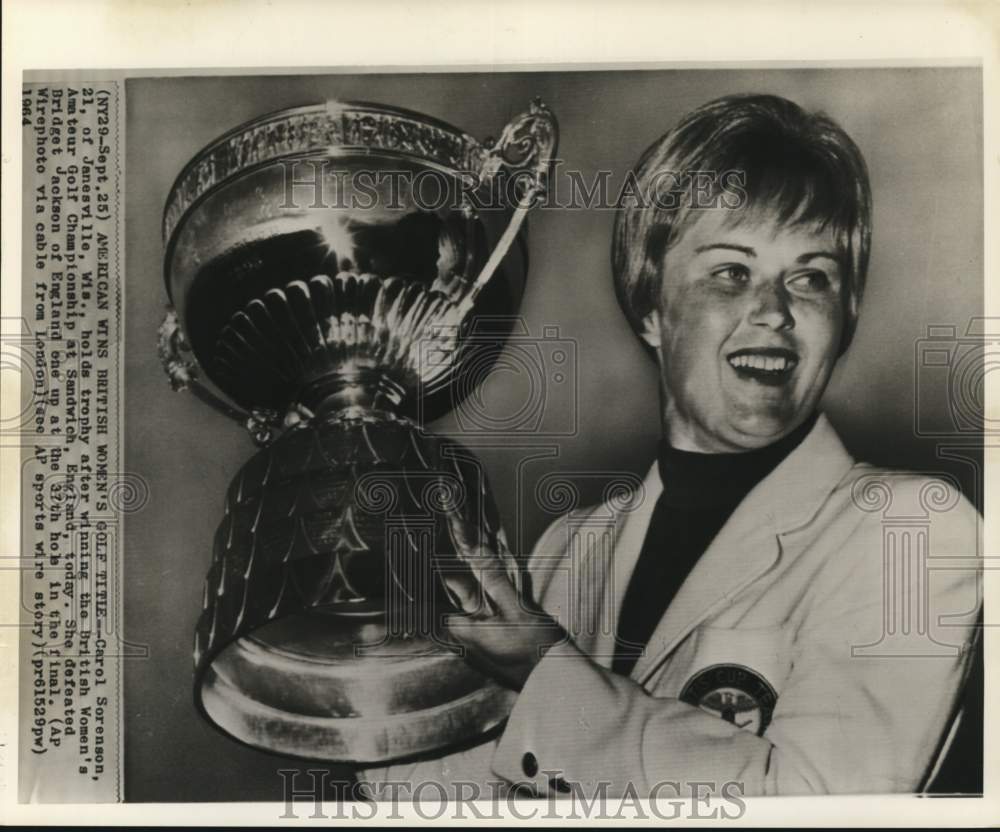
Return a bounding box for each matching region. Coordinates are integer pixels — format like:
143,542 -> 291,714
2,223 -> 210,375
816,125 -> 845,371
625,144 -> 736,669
680,663 -> 778,736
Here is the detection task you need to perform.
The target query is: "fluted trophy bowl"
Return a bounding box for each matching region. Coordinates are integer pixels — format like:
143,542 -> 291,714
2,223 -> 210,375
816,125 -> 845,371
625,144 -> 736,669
160,100 -> 558,762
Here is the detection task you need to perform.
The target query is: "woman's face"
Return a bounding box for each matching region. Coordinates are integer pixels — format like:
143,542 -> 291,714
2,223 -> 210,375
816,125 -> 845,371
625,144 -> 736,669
644,206 -> 846,452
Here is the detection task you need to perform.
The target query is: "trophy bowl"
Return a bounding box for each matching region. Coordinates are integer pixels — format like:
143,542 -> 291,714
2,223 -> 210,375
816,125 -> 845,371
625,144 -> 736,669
159,99 -> 558,762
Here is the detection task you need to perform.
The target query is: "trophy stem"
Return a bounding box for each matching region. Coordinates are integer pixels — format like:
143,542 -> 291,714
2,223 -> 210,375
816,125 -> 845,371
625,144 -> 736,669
300,368 -> 409,419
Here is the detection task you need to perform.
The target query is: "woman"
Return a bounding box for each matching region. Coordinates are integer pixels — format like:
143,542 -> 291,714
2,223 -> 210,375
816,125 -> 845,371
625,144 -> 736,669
360,93 -> 981,799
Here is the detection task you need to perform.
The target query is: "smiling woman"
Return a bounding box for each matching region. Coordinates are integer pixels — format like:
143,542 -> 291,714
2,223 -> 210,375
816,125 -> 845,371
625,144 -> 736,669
613,94 -> 871,350
359,92 -> 982,800
640,208 -> 845,451
615,95 -> 869,452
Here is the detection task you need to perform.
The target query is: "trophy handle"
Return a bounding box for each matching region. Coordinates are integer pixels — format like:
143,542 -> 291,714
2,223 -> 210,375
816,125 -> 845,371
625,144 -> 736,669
158,307 -> 283,446
464,98 -> 559,305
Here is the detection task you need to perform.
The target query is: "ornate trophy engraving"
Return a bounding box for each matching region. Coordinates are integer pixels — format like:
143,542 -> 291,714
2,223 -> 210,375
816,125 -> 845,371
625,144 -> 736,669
159,100 -> 558,762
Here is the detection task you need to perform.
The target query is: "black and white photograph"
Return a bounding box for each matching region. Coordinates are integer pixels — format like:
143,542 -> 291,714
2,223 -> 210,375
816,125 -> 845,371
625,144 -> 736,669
4,0 -> 997,825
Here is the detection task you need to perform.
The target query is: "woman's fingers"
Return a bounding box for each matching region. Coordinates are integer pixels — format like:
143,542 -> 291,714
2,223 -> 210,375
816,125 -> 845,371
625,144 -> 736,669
494,528 -> 524,597
437,510 -> 500,618
444,510 -> 518,606
437,569 -> 483,616
445,508 -> 494,561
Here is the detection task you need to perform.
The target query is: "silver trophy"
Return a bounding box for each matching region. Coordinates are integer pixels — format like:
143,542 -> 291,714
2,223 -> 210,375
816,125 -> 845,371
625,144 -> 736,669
159,99 -> 558,762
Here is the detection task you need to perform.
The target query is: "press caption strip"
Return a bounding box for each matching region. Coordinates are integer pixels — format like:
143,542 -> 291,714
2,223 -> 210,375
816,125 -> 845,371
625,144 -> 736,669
18,82 -> 125,803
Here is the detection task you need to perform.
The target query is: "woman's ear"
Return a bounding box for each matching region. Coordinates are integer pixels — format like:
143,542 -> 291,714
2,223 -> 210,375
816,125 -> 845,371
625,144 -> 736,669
639,309 -> 662,350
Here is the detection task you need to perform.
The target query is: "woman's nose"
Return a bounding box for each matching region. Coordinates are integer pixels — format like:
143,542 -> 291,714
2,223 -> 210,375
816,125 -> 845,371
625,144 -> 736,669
748,282 -> 794,331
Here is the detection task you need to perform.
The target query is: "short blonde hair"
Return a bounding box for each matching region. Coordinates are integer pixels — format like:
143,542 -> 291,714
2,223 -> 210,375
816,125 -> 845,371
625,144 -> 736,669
612,94 -> 872,353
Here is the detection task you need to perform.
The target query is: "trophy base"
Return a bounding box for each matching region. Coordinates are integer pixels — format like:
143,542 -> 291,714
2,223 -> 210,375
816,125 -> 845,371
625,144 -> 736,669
193,409 -> 514,762
198,609 -> 516,763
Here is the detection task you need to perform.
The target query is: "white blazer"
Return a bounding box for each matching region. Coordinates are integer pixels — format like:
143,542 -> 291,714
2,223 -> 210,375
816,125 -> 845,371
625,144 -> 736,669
362,414 -> 981,797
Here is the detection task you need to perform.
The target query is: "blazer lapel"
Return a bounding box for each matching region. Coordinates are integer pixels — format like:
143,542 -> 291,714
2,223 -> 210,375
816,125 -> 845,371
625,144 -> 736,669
629,496 -> 781,684
585,462 -> 665,667
628,414 -> 856,685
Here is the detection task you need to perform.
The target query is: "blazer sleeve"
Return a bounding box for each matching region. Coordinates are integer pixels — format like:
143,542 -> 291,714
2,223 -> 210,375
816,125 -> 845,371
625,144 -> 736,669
490,481 -> 981,796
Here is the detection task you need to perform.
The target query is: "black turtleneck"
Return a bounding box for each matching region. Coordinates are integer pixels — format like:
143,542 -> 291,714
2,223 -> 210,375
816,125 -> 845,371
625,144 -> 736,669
611,412 -> 818,677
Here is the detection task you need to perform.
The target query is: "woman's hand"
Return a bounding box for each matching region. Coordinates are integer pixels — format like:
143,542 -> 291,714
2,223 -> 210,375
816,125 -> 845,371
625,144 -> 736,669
437,511 -> 568,691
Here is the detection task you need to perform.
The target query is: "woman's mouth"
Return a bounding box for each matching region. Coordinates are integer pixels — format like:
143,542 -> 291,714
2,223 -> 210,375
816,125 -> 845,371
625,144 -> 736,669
726,347 -> 799,385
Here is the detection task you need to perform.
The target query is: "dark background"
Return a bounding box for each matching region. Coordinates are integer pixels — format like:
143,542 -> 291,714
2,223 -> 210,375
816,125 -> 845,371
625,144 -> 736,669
123,68 -> 983,801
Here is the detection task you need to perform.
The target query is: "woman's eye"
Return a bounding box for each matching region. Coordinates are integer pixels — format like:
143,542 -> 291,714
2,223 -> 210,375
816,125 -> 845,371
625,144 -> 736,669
787,270 -> 831,292
711,264 -> 750,283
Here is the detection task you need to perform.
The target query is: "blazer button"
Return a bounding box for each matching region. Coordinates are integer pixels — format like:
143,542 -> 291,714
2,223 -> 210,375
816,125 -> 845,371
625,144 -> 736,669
522,751 -> 539,777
